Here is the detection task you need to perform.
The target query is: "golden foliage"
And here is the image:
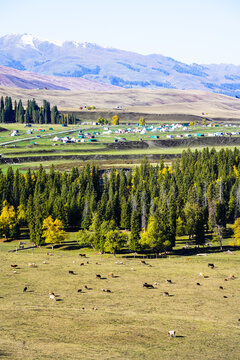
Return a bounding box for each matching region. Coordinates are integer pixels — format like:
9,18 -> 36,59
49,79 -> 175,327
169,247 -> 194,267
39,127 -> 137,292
112,115 -> 119,125
232,217 -> 240,246
42,216 -> 66,244
233,165 -> 239,178
0,201 -> 16,238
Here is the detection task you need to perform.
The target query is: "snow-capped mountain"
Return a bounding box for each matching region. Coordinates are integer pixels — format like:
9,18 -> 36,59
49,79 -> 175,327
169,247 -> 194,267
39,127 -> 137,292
1,33 -> 240,96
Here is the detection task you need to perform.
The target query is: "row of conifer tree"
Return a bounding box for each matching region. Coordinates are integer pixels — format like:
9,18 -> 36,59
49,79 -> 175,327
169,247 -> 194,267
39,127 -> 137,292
0,96 -> 76,124
0,148 -> 240,252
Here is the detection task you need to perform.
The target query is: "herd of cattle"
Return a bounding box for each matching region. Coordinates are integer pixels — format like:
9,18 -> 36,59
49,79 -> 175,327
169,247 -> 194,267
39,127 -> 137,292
9,254 -> 239,338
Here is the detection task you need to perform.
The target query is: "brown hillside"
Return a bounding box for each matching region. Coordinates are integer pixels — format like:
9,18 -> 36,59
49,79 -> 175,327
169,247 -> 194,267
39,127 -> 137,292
0,87 -> 240,119
0,66 -> 117,91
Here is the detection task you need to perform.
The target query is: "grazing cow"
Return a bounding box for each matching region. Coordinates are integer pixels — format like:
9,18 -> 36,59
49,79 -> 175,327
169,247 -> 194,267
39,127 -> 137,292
28,263 -> 37,268
229,274 -> 235,280
69,270 -> 75,275
96,274 -> 101,279
166,279 -> 172,284
143,283 -> 154,289
223,295 -> 228,298
208,263 -> 215,269
196,283 -> 201,286
49,291 -> 55,296
199,273 -> 205,278
19,241 -> 25,249
84,285 -> 89,290
49,294 -> 56,301
163,291 -> 169,296
168,330 -> 176,337
79,254 -> 86,257
108,272 -> 114,277
11,264 -> 18,268
224,278 -> 228,281
77,289 -> 82,293
141,260 -> 146,264
219,286 -> 224,290
106,289 -> 111,293
91,307 -> 97,311
102,288 -> 106,292
23,287 -> 27,292
80,263 -> 84,266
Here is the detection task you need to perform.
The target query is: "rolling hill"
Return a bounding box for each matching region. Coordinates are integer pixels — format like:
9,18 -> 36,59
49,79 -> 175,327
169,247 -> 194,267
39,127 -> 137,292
1,86 -> 240,119
1,34 -> 240,96
0,65 -> 117,91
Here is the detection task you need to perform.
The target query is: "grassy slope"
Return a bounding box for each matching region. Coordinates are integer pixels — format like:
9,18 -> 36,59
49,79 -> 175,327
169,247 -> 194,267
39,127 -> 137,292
0,238 -> 239,360
1,87 -> 240,118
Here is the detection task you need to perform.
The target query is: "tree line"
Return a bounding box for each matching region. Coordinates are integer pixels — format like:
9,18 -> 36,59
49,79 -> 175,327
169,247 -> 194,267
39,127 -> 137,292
0,96 -> 76,124
1,148 -> 240,253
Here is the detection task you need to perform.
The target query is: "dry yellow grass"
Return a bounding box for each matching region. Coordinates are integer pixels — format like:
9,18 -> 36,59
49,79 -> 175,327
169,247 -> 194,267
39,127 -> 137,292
1,87 -> 240,118
0,240 -> 239,359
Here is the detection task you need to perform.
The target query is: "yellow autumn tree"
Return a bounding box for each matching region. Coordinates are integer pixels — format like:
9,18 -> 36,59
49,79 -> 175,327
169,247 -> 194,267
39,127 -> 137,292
232,217 -> 240,246
42,216 -> 66,248
17,204 -> 26,226
112,115 -> 119,125
139,117 -> 146,126
0,201 -> 16,240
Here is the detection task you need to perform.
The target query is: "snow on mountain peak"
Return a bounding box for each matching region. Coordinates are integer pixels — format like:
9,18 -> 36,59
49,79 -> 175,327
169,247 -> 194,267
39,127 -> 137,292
20,34 -> 35,47
12,33 -> 64,48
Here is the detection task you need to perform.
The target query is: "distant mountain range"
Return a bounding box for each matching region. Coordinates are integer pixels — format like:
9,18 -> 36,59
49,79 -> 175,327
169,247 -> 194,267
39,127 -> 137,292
1,34 -> 240,96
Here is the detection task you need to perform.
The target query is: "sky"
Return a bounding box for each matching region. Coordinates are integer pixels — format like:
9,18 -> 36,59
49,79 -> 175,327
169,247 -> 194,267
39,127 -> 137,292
0,0 -> 240,65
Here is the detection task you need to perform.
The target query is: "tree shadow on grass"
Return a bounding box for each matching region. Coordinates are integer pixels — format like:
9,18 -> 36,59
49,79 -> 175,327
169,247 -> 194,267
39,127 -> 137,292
46,241 -> 82,251
0,350 -> 10,358
173,245 -> 240,257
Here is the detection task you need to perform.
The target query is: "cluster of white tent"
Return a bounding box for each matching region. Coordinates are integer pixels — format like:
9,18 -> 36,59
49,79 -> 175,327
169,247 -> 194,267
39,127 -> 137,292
51,136 -> 85,144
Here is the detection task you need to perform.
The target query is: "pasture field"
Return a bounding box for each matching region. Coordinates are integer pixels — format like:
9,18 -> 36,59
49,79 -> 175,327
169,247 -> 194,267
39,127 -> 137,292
0,238 -> 239,359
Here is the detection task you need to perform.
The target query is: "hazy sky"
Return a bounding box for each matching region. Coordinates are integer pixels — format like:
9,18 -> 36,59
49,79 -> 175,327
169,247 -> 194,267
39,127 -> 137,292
1,0 -> 239,64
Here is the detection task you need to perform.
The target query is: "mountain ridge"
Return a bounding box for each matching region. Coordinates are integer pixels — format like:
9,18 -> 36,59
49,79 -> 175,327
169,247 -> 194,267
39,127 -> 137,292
1,34 -> 240,96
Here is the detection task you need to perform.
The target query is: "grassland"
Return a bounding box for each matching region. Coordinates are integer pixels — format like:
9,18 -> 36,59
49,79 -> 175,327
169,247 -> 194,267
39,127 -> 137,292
1,122 -> 240,172
0,124 -> 240,170
0,237 -> 239,360
1,87 -> 240,119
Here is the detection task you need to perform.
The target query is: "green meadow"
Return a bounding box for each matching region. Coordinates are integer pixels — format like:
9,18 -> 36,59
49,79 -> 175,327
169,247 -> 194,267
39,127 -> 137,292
1,122 -> 240,172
